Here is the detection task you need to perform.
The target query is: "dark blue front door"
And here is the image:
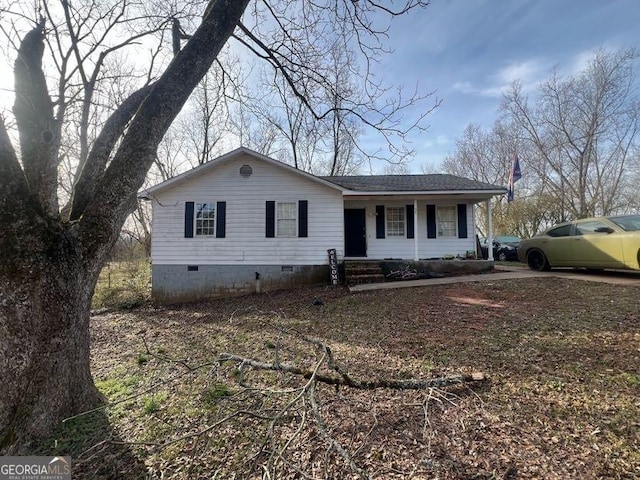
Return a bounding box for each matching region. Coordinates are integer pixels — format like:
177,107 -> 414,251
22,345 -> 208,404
344,209 -> 367,257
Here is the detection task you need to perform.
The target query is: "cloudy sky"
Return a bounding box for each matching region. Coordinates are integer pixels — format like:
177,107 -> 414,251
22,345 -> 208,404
0,0 -> 637,174
377,0 -> 640,172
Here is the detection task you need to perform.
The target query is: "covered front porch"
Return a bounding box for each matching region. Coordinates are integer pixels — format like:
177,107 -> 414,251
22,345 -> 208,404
341,196 -> 499,262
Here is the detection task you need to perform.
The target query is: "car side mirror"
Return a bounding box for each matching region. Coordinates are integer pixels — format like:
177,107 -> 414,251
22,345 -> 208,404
594,227 -> 614,234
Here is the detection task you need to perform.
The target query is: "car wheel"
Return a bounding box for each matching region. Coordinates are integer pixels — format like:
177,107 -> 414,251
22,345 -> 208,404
497,251 -> 508,262
527,249 -> 550,271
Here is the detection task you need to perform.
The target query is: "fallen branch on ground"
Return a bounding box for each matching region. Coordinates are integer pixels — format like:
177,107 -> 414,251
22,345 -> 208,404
218,352 -> 486,390
76,312 -> 489,478
220,319 -> 486,391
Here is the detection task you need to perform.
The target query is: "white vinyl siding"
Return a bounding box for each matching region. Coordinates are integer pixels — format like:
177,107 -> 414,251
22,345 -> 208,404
150,154 -> 344,265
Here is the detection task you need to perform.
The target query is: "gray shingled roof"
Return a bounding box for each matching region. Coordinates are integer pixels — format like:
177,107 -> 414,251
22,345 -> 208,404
320,174 -> 504,192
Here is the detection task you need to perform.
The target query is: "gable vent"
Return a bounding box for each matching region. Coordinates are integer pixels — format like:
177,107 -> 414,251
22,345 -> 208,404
239,164 -> 253,178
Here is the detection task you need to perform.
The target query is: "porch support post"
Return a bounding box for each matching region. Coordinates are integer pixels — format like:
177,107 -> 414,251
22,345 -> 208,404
414,199 -> 419,261
486,198 -> 494,261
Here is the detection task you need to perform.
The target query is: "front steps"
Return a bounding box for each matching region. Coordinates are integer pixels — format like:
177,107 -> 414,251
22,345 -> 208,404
344,261 -> 386,286
343,259 -> 495,286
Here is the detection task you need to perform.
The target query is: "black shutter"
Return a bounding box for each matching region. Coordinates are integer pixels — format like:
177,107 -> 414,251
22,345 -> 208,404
298,200 -> 308,237
457,204 -> 468,238
184,202 -> 194,238
406,204 -> 414,239
266,201 -> 275,238
216,201 -> 226,238
376,205 -> 385,239
426,204 -> 436,239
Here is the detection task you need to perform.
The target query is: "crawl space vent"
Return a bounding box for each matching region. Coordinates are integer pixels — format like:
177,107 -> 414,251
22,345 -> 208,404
239,165 -> 253,178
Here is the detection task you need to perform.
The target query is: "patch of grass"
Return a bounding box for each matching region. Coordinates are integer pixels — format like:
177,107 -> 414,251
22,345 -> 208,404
612,372 -> 640,387
93,260 -> 150,309
95,375 -> 140,399
202,383 -> 233,407
136,353 -> 149,366
95,372 -> 141,420
546,380 -> 567,392
35,411 -> 110,456
143,393 -> 167,415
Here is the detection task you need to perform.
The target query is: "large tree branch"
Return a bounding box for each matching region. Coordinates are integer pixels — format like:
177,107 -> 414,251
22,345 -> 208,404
0,118 -> 30,212
218,353 -> 486,390
0,117 -> 44,272
67,83 -> 154,220
76,0 -> 251,263
13,18 -> 58,217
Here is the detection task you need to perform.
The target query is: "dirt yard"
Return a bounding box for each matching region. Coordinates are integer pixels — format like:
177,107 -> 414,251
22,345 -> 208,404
43,275 -> 639,479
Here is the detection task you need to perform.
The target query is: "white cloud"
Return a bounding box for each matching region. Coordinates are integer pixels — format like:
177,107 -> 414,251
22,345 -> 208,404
561,46 -> 624,77
453,58 -> 552,98
494,60 -> 545,85
422,134 -> 449,147
451,81 -> 477,95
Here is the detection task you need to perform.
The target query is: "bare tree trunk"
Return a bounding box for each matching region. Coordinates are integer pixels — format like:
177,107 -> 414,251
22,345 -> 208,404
0,224 -> 103,452
0,0 -> 251,452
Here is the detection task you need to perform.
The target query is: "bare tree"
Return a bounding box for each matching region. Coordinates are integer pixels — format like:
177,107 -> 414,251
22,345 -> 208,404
502,48 -> 640,220
442,122 -> 524,235
130,59 -> 243,256
225,0 -> 438,173
179,55 -> 247,166
0,0 -> 250,452
442,122 -> 516,186
318,46 -> 367,175
245,42 -> 368,175
0,0 -> 434,452
443,49 -> 640,237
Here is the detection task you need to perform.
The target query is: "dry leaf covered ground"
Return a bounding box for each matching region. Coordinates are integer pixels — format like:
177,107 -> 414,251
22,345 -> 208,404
41,275 -> 639,479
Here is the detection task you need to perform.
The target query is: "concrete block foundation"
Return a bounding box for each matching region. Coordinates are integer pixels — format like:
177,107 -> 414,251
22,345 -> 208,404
152,264 -> 330,304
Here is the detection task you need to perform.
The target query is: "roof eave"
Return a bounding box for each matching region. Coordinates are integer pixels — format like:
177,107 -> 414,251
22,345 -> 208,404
342,189 -> 507,197
139,147 -> 345,198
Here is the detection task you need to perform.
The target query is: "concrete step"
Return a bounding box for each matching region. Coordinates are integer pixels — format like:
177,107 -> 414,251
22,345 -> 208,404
344,261 -> 385,286
345,266 -> 383,275
346,274 -> 386,286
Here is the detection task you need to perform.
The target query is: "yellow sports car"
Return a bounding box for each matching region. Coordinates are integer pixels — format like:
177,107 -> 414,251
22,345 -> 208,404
518,215 -> 640,271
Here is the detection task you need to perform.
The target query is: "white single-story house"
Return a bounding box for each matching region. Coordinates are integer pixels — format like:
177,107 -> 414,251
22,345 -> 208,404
141,147 -> 507,303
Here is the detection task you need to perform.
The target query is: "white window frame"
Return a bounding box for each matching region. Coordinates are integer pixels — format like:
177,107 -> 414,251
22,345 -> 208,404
437,205 -> 457,238
386,206 -> 405,237
276,201 -> 297,237
195,202 -> 215,236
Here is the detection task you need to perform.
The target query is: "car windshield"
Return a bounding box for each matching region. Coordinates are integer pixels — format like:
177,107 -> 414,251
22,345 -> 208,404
495,236 -> 520,243
608,215 -> 640,231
